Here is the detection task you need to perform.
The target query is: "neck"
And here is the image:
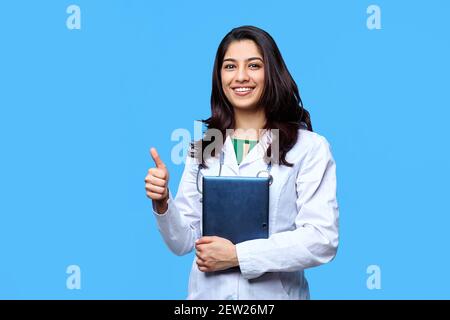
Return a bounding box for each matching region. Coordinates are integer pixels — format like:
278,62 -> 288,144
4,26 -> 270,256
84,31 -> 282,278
234,108 -> 266,129
232,108 -> 267,140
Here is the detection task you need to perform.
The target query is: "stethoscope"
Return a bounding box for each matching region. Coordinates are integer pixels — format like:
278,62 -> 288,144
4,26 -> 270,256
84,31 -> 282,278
194,122 -> 309,199
196,148 -> 273,198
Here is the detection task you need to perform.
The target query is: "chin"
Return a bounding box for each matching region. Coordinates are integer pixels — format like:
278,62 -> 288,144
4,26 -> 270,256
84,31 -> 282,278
233,103 -> 258,110
230,98 -> 260,109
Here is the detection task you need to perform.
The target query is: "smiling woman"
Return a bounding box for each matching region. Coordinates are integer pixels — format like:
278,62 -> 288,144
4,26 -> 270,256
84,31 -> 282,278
221,42 -> 265,106
146,25 -> 339,300
193,25 -> 312,168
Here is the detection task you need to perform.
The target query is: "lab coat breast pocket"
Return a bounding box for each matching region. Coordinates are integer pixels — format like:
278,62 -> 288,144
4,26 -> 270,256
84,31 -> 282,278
269,164 -> 299,234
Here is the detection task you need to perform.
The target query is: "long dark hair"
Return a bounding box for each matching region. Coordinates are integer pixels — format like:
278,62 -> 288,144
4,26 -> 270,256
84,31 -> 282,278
191,25 -> 312,167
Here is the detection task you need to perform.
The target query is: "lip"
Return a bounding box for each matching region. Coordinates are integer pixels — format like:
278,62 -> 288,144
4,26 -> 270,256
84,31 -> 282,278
231,86 -> 255,97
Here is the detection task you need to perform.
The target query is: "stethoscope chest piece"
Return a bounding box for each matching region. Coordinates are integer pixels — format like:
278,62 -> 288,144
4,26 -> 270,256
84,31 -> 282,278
256,169 -> 273,185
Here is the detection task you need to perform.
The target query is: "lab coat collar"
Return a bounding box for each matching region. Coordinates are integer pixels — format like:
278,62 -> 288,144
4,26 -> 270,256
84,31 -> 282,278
222,129 -> 272,171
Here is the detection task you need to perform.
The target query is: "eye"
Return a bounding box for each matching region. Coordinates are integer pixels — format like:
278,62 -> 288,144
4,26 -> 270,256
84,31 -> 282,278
249,63 -> 261,69
223,64 -> 235,70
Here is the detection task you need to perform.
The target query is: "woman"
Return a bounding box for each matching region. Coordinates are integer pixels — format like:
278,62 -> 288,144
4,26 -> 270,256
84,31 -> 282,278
145,26 -> 339,299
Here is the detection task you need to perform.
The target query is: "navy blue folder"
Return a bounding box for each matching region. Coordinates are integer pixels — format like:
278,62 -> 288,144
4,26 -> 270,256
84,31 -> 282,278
202,176 -> 270,244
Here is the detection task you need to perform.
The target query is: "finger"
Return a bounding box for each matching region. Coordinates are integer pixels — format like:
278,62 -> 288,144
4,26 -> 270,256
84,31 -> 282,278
149,168 -> 167,180
198,266 -> 208,272
196,257 -> 206,266
196,236 -> 215,245
195,251 -> 205,260
146,191 -> 166,200
150,148 -> 166,169
145,175 -> 166,187
196,258 -> 209,269
145,183 -> 166,194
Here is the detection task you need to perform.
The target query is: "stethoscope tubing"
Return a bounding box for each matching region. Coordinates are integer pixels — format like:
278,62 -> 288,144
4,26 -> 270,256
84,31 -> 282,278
196,150 -> 273,195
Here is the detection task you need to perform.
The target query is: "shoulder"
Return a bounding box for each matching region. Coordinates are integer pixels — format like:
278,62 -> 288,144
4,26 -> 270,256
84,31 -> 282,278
294,129 -> 332,153
298,128 -> 330,146
285,129 -> 334,164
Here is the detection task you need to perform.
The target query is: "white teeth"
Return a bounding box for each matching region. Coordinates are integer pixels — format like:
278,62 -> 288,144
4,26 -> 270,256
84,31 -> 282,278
234,87 -> 253,92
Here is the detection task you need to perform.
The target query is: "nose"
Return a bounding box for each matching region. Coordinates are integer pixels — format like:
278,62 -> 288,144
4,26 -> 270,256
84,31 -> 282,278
235,65 -> 250,82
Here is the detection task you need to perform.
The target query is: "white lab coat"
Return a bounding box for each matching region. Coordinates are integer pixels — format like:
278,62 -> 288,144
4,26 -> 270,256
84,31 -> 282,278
152,128 -> 339,300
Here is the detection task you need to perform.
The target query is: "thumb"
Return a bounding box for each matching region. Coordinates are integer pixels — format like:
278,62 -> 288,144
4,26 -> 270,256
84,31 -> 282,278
150,147 -> 166,169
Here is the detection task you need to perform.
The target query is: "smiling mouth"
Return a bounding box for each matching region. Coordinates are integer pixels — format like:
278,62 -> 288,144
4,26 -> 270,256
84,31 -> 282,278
232,87 -> 255,96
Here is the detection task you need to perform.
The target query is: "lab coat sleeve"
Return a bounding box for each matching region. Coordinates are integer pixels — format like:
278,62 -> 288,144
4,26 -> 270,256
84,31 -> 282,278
235,136 -> 339,280
151,153 -> 202,256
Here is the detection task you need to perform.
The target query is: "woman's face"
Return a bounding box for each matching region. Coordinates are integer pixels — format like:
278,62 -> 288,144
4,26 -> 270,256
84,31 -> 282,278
221,40 -> 265,112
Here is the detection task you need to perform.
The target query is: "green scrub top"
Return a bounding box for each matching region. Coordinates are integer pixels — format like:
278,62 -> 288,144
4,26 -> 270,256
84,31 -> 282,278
231,137 -> 258,165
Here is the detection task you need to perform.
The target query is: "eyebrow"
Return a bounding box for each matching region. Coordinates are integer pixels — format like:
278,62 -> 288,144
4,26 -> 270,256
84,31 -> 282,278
223,57 -> 264,63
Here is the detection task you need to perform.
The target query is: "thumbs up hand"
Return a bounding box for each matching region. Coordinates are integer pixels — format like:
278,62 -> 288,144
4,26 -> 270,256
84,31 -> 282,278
145,148 -> 170,214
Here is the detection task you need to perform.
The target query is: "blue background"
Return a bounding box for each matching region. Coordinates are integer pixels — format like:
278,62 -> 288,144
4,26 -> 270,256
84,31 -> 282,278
1,0 -> 449,299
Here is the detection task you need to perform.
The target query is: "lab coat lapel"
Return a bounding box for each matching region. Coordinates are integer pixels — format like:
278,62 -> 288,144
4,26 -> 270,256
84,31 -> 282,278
238,129 -> 271,168
222,135 -> 239,175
